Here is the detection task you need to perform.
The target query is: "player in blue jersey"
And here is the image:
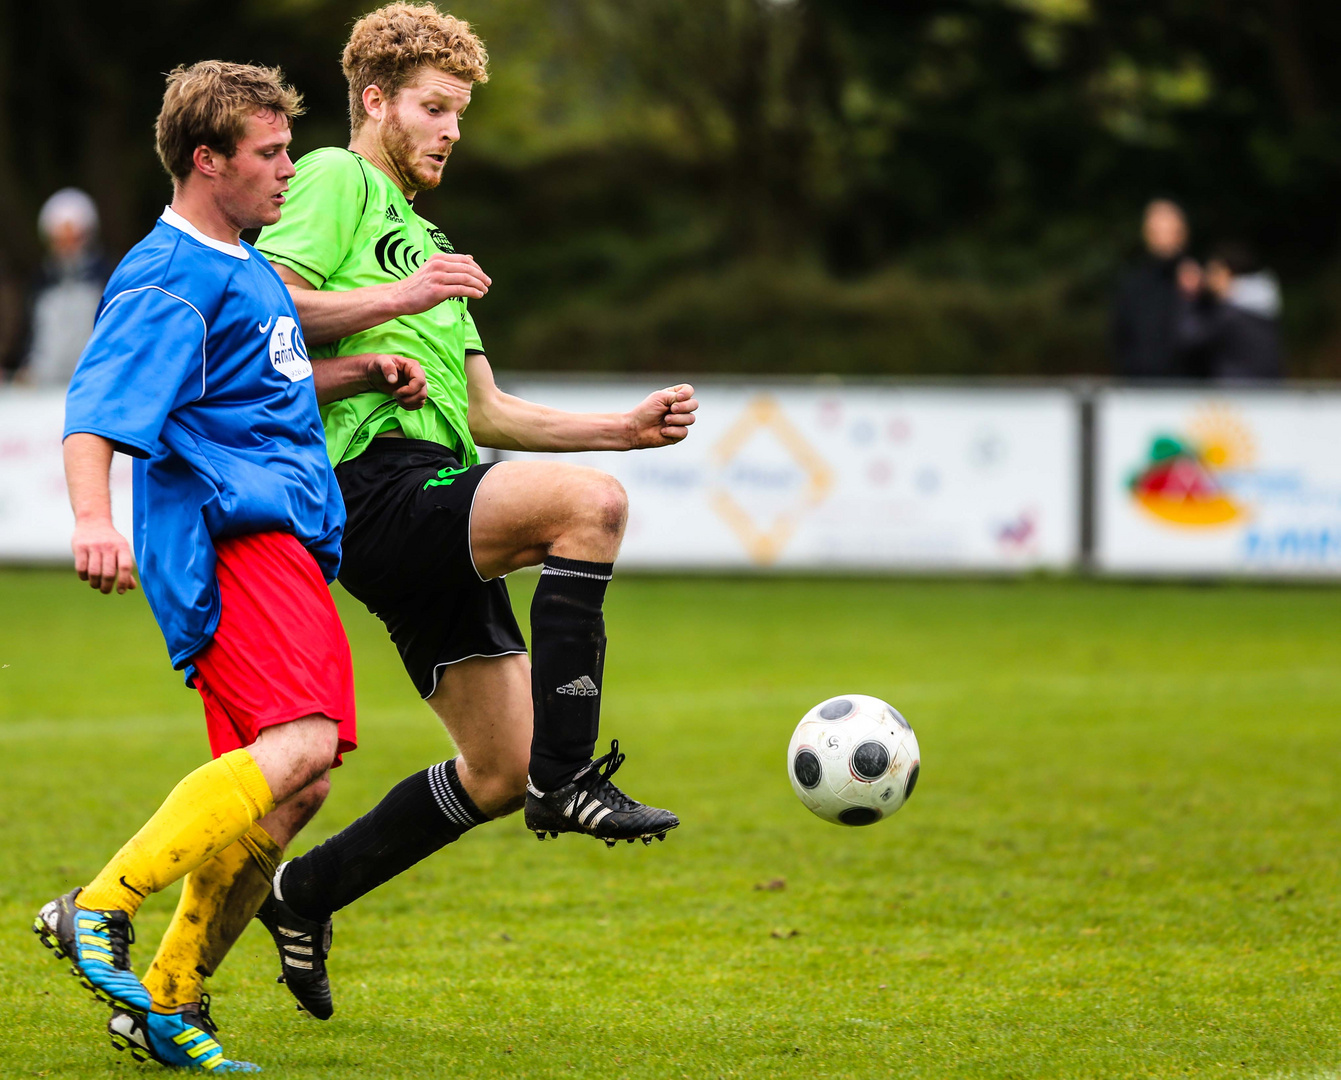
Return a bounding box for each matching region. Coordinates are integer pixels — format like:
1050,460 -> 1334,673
33,61 -> 424,1072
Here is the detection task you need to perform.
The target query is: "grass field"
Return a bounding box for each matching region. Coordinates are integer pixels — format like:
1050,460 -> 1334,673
1,568 -> 1339,1079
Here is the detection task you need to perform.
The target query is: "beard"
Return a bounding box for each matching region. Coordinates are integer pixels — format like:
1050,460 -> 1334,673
384,108 -> 446,194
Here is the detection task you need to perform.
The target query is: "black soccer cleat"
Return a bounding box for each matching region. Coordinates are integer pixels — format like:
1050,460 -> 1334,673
254,866 -> 333,1020
524,740 -> 679,846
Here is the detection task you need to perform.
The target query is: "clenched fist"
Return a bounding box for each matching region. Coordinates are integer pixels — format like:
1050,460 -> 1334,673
624,384 -> 698,449
390,253 -> 492,316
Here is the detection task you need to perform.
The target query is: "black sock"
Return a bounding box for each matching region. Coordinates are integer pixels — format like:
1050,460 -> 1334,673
528,555 -> 614,791
277,758 -> 487,922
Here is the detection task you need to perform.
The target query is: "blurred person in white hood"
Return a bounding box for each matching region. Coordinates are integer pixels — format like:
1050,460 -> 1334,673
19,188 -> 112,387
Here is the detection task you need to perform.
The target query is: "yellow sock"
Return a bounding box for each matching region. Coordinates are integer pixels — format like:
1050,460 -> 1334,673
142,822 -> 283,1011
80,749 -> 275,918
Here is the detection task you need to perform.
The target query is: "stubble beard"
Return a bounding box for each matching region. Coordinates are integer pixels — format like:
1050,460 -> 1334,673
384,109 -> 444,195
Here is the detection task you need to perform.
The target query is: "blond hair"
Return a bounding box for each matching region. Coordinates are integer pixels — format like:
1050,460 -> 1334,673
156,61 -> 304,182
342,3 -> 488,131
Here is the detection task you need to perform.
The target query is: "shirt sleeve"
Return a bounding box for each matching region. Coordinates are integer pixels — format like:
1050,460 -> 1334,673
462,307 -> 485,354
63,286 -> 210,457
255,149 -> 368,288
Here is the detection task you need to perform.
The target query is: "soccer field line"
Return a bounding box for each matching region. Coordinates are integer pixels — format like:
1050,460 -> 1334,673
1,662 -> 1336,740
0,714 -> 193,742
609,664 -> 1340,708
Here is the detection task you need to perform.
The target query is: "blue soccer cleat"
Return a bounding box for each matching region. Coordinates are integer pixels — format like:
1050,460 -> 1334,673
108,999 -> 260,1073
33,888 -> 151,1012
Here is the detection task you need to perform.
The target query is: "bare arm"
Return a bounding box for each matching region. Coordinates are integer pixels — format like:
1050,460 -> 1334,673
273,255 -> 491,347
311,353 -> 428,409
63,433 -> 135,594
465,353 -> 698,453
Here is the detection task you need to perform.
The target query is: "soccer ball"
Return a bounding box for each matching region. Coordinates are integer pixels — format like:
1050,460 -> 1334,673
787,694 -> 920,826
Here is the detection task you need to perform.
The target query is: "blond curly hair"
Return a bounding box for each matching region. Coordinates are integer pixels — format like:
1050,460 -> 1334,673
343,3 -> 489,131
156,61 -> 304,182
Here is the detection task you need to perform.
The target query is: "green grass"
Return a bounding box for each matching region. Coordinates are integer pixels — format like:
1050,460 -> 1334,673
1,569 -> 1339,1078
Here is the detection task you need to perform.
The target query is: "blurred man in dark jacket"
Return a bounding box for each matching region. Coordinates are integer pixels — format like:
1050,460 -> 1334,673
1176,243 -> 1281,381
1110,199 -> 1189,379
0,254 -> 22,378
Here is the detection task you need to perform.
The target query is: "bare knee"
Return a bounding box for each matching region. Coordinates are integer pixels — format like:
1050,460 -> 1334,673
289,774 -> 331,819
587,473 -> 628,537
259,772 -> 330,846
251,717 -> 341,802
290,732 -> 339,792
553,472 -> 627,560
459,749 -> 529,818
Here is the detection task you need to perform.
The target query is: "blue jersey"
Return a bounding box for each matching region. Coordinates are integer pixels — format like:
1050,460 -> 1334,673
65,208 -> 344,670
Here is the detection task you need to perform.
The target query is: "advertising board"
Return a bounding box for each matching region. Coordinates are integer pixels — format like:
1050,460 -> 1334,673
1095,389 -> 1341,575
0,389 -> 134,561
501,380 -> 1080,571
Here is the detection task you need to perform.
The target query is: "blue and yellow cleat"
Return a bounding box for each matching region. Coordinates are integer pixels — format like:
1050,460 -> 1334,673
108,1000 -> 260,1073
33,888 -> 151,1012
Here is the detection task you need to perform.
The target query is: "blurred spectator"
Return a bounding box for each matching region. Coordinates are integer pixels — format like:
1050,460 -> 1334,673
18,188 -> 110,387
0,254 -> 22,379
1110,199 -> 1189,379
1175,243 -> 1282,381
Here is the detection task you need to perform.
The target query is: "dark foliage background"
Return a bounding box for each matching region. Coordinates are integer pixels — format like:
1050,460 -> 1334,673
3,0 -> 1340,375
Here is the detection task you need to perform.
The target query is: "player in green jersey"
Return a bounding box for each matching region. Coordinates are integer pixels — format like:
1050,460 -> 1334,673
233,3 -> 698,1016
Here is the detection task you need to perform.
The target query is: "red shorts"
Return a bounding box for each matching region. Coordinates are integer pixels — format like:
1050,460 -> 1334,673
191,532 -> 357,767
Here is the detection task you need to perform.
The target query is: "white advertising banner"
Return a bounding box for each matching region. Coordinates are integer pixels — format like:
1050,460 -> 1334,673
0,388 -> 134,561
1096,389 -> 1341,575
500,380 -> 1080,570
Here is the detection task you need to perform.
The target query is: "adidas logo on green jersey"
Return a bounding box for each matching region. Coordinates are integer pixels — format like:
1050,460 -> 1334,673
385,205 -> 404,224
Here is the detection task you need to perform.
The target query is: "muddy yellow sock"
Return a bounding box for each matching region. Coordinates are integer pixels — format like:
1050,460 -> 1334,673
80,749 -> 275,918
142,822 -> 283,1010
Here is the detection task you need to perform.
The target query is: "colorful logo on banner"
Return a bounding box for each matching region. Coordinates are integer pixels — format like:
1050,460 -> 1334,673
710,395 -> 834,564
1127,406 -> 1255,528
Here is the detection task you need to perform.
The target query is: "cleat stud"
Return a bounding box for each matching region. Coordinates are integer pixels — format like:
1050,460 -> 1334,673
641,836 -> 652,845
550,831 -> 559,839
604,839 -> 616,848
627,838 -> 635,844
657,833 -> 666,841
534,831 -> 546,841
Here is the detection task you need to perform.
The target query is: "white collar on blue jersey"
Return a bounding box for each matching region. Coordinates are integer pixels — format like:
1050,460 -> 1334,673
160,206 -> 250,260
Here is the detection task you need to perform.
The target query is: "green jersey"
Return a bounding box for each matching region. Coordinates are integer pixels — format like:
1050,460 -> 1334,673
256,147 -> 482,466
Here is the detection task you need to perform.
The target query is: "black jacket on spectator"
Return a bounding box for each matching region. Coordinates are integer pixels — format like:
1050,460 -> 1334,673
1176,272 -> 1281,381
1110,256 -> 1184,378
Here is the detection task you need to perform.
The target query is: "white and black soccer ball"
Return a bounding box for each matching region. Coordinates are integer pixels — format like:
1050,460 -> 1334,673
787,694 -> 920,826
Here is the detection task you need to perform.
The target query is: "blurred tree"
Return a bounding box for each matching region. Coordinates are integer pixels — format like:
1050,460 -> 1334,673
4,0 -> 1341,375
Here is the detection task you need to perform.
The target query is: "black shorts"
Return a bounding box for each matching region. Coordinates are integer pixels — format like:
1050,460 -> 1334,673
335,437 -> 528,699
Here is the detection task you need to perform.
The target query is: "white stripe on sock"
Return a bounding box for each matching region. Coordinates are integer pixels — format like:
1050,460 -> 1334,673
541,566 -> 613,582
428,762 -> 478,828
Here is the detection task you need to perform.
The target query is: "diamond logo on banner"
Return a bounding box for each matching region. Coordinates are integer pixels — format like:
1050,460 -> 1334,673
709,395 -> 833,565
